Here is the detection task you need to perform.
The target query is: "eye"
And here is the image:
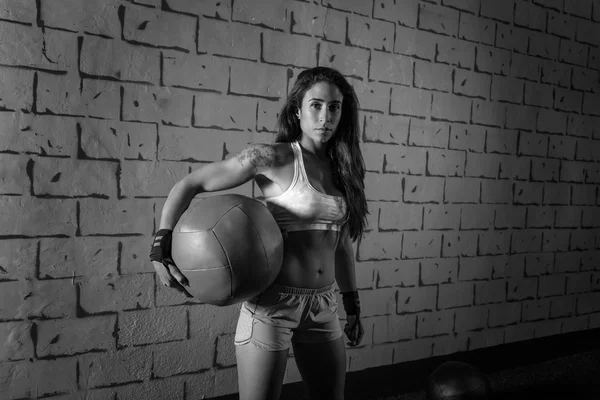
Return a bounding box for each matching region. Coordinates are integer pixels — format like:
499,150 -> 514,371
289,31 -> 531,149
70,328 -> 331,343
311,102 -> 322,110
329,104 -> 341,112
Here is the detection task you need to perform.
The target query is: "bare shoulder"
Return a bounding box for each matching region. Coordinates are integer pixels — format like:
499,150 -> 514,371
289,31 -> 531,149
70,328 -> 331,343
234,142 -> 291,170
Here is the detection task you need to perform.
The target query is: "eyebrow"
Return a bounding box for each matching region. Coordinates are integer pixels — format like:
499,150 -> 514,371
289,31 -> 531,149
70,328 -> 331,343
308,98 -> 342,103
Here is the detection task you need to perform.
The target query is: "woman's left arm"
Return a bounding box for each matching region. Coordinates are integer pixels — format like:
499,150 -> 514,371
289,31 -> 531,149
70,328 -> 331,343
335,228 -> 364,347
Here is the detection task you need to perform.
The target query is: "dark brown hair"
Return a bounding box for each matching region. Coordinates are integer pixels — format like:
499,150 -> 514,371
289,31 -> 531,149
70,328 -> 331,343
275,67 -> 368,241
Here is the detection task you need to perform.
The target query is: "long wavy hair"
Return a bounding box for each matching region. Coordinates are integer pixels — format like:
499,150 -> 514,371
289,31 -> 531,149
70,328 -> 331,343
275,67 -> 368,241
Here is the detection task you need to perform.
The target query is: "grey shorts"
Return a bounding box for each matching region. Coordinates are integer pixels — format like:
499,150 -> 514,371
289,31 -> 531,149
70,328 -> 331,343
234,282 -> 343,351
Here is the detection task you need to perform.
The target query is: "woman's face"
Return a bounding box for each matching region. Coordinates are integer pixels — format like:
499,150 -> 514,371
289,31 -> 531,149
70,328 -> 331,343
297,81 -> 343,144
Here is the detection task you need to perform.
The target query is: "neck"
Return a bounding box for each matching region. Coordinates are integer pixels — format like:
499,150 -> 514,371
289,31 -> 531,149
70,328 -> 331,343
298,137 -> 329,160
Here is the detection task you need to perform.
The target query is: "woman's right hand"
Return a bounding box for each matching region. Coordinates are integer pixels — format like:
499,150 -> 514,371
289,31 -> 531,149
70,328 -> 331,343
150,229 -> 193,298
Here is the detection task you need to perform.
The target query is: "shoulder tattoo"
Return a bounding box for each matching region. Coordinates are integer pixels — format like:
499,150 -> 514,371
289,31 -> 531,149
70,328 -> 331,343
235,144 -> 284,170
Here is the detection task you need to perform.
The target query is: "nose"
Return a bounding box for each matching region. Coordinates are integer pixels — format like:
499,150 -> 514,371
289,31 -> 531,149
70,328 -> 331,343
320,108 -> 331,123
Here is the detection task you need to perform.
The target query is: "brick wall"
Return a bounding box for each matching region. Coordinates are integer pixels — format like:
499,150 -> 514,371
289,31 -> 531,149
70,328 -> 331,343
1,0 -> 600,398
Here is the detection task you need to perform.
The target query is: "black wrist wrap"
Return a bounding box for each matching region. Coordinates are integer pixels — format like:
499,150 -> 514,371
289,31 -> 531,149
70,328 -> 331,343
341,290 -> 361,316
149,229 -> 173,263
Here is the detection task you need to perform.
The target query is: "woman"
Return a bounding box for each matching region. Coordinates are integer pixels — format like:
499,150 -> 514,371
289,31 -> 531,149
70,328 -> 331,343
150,66 -> 368,400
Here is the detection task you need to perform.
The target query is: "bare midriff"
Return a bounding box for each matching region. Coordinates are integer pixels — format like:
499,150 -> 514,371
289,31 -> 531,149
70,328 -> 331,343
273,229 -> 340,289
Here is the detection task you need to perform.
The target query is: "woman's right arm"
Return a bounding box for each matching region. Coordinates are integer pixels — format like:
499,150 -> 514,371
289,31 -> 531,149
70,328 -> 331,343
158,143 -> 281,230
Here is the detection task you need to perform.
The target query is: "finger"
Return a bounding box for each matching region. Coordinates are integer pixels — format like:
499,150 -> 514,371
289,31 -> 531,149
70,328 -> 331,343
166,262 -> 189,287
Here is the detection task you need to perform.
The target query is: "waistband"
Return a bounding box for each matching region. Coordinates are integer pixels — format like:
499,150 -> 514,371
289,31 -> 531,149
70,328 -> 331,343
268,282 -> 335,296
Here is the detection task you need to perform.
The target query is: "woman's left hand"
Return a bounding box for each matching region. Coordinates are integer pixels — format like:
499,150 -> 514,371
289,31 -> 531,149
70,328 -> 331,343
344,315 -> 364,347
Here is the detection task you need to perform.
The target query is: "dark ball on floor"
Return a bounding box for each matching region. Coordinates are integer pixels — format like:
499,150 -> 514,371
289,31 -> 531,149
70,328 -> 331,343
426,360 -> 492,400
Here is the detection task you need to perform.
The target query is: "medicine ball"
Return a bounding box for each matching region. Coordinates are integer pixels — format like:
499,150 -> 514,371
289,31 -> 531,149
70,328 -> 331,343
171,194 -> 284,306
426,360 -> 492,400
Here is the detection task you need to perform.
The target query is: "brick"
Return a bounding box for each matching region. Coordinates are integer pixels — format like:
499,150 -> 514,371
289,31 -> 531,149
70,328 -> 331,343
479,230 -> 511,255
517,132 -> 548,157
532,0 -> 563,11
40,237 -> 118,279
384,144 -> 427,174
471,100 -> 505,127
465,152 -> 499,178
0,0 -> 36,24
578,292 -> 600,314
262,30 -> 317,68
0,280 -> 76,320
550,296 -> 576,318
232,0 -> 287,30
529,32 -> 560,59
505,104 -> 537,131
0,197 -> 76,236
582,208 -> 600,228
216,334 -> 235,367
415,61 -> 453,92
0,66 -> 33,111
159,126 -> 250,162
230,60 -> 287,99
193,92 -> 257,130
591,46 -> 600,70
0,358 -> 77,398
548,136 -> 577,160
491,76 -> 523,104
540,60 -> 571,87
119,306 -> 187,346
347,14 -> 395,51
453,69 -> 490,98
198,18 -> 260,60
390,86 -> 431,117
409,120 -> 450,148
507,278 -> 537,300
459,256 -> 493,281
0,154 -> 27,195
444,177 -> 480,203
423,205 -> 461,230
33,157 -> 118,198
378,202 -> 423,230
555,248 -> 583,269
402,231 -> 442,258
539,274 -> 566,297
153,338 -> 214,377
404,175 -> 445,203
555,88 -> 583,113
189,303 -> 239,338
79,348 -> 151,389
572,67 -> 599,92
455,305 -> 489,332
80,119 -> 156,161
496,25 -> 529,53
124,4 -> 196,51
348,344 -> 395,371
115,378 -> 184,400
79,198 -> 154,235
531,158 -> 560,181
449,124 -> 486,152
359,231 -> 403,261
436,36 -> 476,68
475,280 -> 506,304
486,128 -> 518,154
544,185 -> 571,207
0,321 -> 33,361
461,204 -> 495,229
538,109 -> 568,135
372,314 -> 416,344
432,92 -> 471,123
426,148 -> 466,177
565,0 -> 593,17
122,84 -> 193,126
515,1 -> 547,31
421,258 -> 459,284
490,254 -> 524,278
495,205 -> 527,228
369,51 -> 413,85
575,139 -> 595,161
319,41 -> 370,80
363,113 -> 409,144
525,252 -> 555,275
37,73 -> 120,119
515,181 -> 544,205
560,39 -> 589,66
442,231 -> 478,257
572,184 -> 596,205
498,155 -> 529,180
566,272 -> 592,293
419,3 -> 459,36
524,82 -> 553,108
288,1 -> 326,37
394,26 -> 437,60
560,161 -> 587,182
40,0 -> 120,36
570,229 -> 596,250
348,78 -> 390,112
376,259 -> 419,287
567,114 -> 595,138
374,0 -> 419,27
36,316 -> 116,357
511,54 -> 541,81
0,23 -> 68,71
511,230 -> 543,253
583,93 -> 600,116
489,303 -> 521,326
480,0 -> 514,22
476,45 -> 510,75
0,239 -> 36,280
320,7 -> 347,43
396,286 -> 437,313
459,13 -> 495,44
364,173 -> 402,201
79,274 -> 154,314
418,310 -> 454,337
162,52 -> 228,93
